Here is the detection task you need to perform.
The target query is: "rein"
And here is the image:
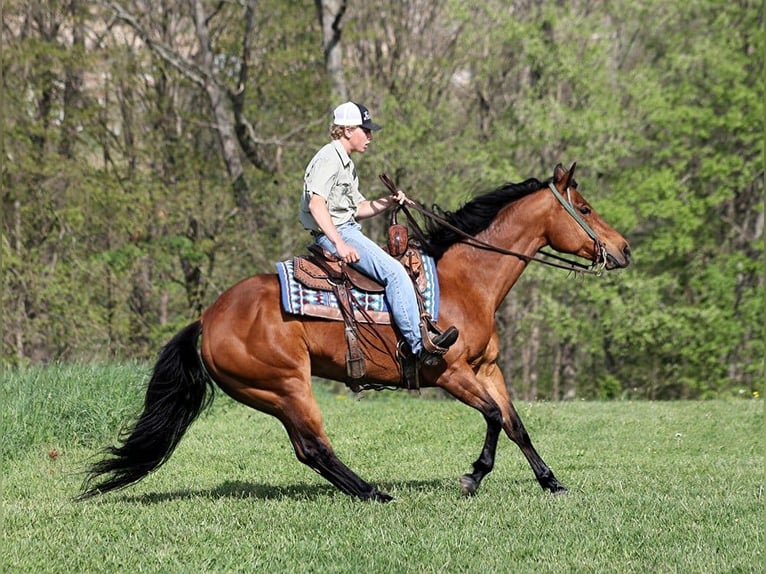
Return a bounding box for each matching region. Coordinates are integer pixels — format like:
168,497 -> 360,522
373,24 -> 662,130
379,174 -> 606,276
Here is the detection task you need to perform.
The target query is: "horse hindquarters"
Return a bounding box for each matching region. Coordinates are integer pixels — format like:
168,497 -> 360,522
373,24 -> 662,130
78,321 -> 213,499
200,277 -> 395,502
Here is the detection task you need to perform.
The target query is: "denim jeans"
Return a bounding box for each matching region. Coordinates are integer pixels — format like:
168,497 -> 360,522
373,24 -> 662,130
315,221 -> 423,354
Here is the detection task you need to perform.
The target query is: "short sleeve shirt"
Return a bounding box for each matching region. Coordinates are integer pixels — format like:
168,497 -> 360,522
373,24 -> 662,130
299,140 -> 366,231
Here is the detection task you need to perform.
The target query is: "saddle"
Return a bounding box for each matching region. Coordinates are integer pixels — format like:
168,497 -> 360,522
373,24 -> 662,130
294,246 -> 386,294
294,209 -> 416,296
292,219 -> 447,390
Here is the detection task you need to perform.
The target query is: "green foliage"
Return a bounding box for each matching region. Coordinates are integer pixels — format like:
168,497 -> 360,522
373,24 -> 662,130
1,0 -> 762,398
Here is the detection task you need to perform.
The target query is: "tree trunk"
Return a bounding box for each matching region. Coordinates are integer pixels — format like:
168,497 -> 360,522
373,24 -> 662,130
128,259 -> 153,359
315,0 -> 348,102
189,0 -> 248,206
523,321 -> 540,401
11,200 -> 25,362
552,344 -> 561,401
59,0 -> 85,159
496,298 -> 518,400
561,340 -> 577,400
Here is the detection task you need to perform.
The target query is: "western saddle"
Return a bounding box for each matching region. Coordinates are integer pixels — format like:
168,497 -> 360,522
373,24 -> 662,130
292,218 -> 454,391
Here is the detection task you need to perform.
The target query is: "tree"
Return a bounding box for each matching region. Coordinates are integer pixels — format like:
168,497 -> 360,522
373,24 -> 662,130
2,0 -> 762,400
315,0 -> 348,101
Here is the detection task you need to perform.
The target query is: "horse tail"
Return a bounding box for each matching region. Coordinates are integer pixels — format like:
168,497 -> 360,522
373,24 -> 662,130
77,321 -> 212,500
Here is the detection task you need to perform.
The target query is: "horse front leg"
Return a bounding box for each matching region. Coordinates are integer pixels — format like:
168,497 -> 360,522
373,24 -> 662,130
440,358 -> 567,496
435,365 -> 506,497
503,400 -> 568,495
459,411 -> 502,497
478,355 -> 568,495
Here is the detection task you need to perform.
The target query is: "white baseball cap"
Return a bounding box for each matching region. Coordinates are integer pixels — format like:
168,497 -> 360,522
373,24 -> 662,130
332,102 -> 382,131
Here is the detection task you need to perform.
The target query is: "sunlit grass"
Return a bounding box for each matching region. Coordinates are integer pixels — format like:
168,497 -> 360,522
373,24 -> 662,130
2,365 -> 763,573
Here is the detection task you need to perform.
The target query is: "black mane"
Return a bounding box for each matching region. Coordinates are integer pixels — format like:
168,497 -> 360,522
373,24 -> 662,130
422,177 -> 550,258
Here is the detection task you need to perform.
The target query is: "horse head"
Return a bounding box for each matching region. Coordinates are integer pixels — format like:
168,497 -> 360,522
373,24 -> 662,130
546,163 -> 631,270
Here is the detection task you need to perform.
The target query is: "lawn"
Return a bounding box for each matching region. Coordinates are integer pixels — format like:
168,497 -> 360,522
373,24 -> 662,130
2,364 -> 763,573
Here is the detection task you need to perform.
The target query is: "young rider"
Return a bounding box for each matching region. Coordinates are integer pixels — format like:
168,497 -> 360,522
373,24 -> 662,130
299,101 -> 458,363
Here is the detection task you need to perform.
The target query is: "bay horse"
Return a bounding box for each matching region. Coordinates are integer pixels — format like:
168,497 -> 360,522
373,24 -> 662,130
79,163 -> 631,502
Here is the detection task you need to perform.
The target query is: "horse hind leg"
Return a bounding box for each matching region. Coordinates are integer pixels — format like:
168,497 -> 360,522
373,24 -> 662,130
286,421 -> 393,502
259,384 -> 393,502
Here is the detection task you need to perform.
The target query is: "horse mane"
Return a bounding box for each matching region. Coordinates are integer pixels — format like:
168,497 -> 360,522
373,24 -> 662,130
422,177 -> 551,259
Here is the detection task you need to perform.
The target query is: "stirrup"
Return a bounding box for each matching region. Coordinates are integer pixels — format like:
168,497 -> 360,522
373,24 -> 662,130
419,325 -> 459,366
421,324 -> 459,354
430,326 -> 459,349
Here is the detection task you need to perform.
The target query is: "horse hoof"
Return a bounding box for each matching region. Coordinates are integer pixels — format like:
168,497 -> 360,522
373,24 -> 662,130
370,490 -> 394,503
459,475 -> 477,497
551,484 -> 569,496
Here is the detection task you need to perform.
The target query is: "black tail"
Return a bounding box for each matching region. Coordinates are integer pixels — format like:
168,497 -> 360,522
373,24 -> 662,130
77,321 -> 212,500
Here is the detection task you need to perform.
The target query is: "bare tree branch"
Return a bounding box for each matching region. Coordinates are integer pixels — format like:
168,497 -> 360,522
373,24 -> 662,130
228,0 -> 269,172
99,0 -> 274,207
98,0 -> 214,88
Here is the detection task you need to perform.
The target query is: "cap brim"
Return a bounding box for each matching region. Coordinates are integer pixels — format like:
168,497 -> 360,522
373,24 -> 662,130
361,121 -> 382,131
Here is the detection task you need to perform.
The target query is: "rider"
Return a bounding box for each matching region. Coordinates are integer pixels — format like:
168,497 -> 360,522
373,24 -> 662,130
299,101 -> 458,363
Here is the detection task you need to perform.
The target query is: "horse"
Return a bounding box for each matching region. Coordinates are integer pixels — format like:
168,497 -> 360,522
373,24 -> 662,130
78,162 -> 631,502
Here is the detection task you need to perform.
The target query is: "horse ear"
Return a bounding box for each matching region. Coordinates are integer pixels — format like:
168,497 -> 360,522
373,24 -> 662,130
553,163 -> 566,183
565,162 -> 577,188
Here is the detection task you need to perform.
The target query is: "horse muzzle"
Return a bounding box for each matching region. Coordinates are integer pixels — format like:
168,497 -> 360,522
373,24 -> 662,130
604,244 -> 632,270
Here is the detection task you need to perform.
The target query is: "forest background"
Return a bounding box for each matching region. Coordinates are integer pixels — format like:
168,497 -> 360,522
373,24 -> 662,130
1,0 -> 763,401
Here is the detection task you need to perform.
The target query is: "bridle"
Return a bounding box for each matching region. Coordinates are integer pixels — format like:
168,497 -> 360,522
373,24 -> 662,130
379,173 -> 607,276
545,181 -> 608,275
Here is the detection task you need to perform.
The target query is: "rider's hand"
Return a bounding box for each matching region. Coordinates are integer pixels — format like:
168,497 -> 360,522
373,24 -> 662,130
392,189 -> 414,206
335,240 -> 360,263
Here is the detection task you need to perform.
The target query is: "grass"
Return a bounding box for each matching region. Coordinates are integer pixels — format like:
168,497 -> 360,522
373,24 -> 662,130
2,364 -> 763,573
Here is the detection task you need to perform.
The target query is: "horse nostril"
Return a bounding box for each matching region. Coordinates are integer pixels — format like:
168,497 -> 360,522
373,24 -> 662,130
623,245 -> 632,264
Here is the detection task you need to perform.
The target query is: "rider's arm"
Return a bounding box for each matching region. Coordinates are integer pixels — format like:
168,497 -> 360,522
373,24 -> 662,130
356,190 -> 411,220
308,194 -> 358,262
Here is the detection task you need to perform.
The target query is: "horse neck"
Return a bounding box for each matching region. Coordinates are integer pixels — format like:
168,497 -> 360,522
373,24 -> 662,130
437,200 -> 548,312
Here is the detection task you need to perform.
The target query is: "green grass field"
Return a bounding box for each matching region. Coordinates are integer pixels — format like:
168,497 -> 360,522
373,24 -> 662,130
2,364 -> 763,573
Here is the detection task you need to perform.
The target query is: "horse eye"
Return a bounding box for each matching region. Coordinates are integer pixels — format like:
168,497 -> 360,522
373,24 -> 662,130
579,205 -> 591,215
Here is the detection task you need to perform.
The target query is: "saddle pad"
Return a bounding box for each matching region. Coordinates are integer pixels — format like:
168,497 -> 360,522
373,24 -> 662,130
276,252 -> 440,324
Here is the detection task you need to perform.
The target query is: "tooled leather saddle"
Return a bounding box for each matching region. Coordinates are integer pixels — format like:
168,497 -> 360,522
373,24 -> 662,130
291,218 -> 445,391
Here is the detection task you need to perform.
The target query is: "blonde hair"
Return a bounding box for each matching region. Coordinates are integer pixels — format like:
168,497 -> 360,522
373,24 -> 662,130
330,124 -> 347,140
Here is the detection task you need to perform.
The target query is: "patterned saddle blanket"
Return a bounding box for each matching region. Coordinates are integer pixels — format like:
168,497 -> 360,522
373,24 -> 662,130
275,250 -> 440,324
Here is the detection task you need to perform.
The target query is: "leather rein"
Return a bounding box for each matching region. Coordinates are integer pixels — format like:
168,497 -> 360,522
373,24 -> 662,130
379,173 -> 607,276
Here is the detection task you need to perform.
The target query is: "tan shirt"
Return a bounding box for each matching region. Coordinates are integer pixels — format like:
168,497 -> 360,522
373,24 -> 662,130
299,140 -> 366,232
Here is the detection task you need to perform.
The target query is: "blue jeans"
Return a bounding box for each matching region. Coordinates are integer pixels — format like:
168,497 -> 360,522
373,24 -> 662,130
315,221 -> 423,354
